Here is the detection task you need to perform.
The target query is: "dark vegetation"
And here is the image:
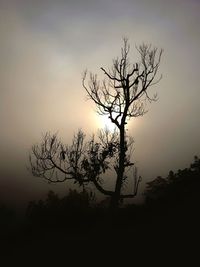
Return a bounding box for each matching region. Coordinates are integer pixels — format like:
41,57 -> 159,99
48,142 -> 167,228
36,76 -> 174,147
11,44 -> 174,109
1,156 -> 199,264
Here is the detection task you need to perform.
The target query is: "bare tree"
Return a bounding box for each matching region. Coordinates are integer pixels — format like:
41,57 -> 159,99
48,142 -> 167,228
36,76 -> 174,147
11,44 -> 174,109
82,38 -> 163,208
29,39 -> 163,209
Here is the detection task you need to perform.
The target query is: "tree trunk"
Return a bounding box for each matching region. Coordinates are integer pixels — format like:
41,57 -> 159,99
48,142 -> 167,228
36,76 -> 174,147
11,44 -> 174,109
110,125 -> 126,210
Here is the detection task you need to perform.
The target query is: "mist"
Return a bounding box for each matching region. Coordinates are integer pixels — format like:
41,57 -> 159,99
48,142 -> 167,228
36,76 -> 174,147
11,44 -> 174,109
0,0 -> 200,211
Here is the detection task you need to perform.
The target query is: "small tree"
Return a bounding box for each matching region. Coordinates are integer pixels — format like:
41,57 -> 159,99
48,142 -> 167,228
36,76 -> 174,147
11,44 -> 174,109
29,39 -> 163,209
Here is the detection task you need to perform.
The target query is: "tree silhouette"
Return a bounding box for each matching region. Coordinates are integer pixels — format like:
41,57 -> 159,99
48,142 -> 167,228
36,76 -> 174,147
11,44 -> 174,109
82,38 -> 163,208
29,39 -> 163,209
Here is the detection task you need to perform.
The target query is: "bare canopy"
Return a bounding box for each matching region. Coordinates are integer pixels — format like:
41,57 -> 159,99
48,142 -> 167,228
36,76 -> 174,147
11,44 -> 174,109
82,38 -> 163,208
83,38 -> 163,127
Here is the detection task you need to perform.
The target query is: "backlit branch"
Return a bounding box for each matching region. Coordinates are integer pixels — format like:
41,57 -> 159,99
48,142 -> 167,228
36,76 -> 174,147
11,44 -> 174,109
29,129 -> 122,196
83,39 -> 163,128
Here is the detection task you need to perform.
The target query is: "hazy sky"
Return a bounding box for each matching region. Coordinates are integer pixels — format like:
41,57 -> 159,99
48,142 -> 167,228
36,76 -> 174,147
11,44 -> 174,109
0,0 -> 200,210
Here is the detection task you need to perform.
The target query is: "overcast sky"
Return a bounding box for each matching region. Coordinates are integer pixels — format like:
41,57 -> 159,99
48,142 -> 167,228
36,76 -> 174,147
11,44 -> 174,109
0,0 -> 200,210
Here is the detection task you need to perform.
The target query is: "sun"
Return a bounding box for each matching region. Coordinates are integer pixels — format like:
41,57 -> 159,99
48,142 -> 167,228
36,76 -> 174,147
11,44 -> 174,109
98,114 -> 117,132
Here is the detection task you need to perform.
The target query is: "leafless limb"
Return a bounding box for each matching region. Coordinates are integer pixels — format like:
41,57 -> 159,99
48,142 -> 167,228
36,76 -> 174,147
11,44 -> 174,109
83,39 -> 163,127
29,129 -> 123,196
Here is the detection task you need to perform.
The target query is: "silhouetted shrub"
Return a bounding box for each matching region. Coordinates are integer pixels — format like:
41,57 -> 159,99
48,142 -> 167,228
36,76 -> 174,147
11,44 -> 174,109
26,189 -> 97,228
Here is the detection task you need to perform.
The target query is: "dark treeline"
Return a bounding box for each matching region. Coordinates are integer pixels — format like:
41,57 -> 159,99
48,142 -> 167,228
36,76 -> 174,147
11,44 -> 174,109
1,156 -> 200,264
24,156 -> 200,226
1,156 -> 200,228
144,155 -> 200,207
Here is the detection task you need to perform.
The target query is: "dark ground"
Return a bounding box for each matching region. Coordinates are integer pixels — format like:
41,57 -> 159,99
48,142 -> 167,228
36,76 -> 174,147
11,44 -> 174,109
1,166 -> 200,265
1,202 -> 199,266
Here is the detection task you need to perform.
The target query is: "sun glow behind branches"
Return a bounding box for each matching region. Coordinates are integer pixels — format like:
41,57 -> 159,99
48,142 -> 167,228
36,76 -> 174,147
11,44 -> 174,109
98,114 -> 117,132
